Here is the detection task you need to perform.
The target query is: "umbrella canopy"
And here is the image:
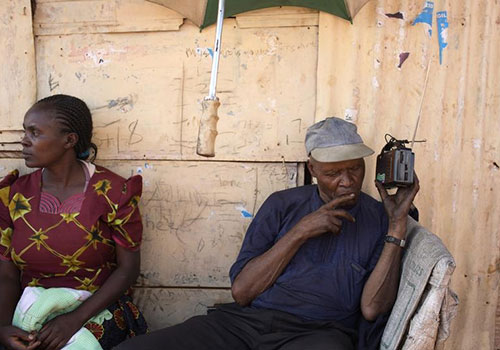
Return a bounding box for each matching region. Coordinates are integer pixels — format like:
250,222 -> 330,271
148,0 -> 372,28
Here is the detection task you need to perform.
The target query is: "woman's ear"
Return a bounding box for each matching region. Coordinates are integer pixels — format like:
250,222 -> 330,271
65,132 -> 79,150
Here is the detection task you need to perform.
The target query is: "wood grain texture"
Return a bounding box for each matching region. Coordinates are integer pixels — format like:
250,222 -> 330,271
34,15 -> 317,161
0,0 -> 36,130
132,287 -> 233,331
34,0 -> 183,35
98,160 -> 299,287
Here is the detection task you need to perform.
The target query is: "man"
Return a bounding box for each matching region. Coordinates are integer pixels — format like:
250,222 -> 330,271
116,117 -> 419,350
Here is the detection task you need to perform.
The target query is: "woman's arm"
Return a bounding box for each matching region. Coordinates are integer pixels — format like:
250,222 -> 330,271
0,261 -> 40,350
37,246 -> 140,350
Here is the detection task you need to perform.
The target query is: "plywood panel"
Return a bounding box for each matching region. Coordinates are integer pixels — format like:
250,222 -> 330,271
99,160 -> 299,287
0,0 -> 36,129
236,7 -> 319,29
35,17 -> 317,161
34,0 -> 183,35
0,130 -> 23,157
35,33 -> 185,160
316,1 -> 500,348
133,288 -> 232,331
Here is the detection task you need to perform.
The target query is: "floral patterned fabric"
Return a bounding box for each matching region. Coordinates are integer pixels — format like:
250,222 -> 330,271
0,166 -> 142,291
85,293 -> 149,350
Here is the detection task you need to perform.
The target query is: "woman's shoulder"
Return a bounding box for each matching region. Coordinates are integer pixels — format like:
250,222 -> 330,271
92,165 -> 141,183
0,169 -> 41,205
0,169 -> 19,188
0,169 -> 41,189
91,165 -> 142,198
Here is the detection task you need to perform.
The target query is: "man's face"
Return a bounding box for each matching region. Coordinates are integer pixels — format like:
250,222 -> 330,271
307,157 -> 365,208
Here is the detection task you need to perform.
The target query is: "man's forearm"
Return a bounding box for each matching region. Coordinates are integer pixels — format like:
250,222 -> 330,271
360,224 -> 405,321
231,228 -> 307,306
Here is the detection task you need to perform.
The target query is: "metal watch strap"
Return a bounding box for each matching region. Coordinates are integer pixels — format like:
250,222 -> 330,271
384,235 -> 406,248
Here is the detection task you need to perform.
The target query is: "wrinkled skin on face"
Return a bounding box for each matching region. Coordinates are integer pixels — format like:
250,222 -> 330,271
307,157 -> 365,208
21,106 -> 76,169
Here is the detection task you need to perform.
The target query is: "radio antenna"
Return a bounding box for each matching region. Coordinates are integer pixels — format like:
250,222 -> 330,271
410,58 -> 432,149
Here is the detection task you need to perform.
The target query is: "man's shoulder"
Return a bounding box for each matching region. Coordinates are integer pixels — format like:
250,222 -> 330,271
268,185 -> 318,203
259,185 -> 318,214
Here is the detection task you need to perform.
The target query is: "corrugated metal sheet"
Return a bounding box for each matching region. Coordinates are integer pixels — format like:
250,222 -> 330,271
317,1 -> 500,348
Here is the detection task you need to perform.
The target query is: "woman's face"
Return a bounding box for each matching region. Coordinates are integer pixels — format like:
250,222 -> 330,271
21,106 -> 74,168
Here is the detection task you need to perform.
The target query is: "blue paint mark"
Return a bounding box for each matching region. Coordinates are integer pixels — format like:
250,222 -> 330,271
437,11 -> 448,65
241,210 -> 253,218
413,1 -> 434,37
207,48 -> 214,58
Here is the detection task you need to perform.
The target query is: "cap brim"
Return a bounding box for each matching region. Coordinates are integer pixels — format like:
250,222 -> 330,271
310,143 -> 374,162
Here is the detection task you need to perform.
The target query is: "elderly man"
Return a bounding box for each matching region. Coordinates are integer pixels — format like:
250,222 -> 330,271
116,117 -> 419,350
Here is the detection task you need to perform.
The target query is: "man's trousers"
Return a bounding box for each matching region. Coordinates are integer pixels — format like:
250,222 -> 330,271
114,303 -> 356,350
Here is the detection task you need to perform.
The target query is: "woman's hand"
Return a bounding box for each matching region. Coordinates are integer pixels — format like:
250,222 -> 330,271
37,313 -> 83,350
0,325 -> 40,350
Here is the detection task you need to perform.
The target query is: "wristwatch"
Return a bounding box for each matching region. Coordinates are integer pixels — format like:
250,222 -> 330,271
384,235 -> 406,248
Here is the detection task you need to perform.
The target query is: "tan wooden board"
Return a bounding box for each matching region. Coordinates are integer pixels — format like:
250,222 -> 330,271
133,287 -> 233,331
0,0 -> 36,130
236,7 -> 319,29
0,130 -> 23,154
98,160 -> 300,287
34,0 -> 183,35
34,18 -> 317,161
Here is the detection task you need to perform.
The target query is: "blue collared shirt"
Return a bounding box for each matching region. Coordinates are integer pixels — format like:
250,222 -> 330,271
229,185 -> 388,329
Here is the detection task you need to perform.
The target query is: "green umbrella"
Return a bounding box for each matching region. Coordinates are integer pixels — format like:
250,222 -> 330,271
148,0 -> 372,157
148,0 -> 372,29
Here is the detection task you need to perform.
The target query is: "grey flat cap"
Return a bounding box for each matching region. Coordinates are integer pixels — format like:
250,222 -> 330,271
305,117 -> 374,162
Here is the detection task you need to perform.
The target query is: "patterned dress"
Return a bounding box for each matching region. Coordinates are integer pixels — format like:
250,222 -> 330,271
0,164 -> 148,349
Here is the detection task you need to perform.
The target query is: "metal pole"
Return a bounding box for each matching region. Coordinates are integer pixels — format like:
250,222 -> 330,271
208,0 -> 225,100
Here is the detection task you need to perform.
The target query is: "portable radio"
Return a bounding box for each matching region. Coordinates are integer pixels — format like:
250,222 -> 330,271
375,135 -> 415,188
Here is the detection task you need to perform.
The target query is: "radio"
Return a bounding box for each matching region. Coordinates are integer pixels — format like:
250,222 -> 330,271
375,135 -> 415,188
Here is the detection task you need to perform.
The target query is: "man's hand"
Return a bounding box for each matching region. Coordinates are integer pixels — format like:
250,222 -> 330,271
292,193 -> 356,240
375,173 -> 420,236
0,326 -> 40,350
37,313 -> 83,350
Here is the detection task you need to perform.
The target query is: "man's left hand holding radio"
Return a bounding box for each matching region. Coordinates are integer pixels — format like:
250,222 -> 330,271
375,172 -> 420,238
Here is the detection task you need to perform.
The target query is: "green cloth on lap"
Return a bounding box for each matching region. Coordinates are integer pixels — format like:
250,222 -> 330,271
13,287 -> 112,350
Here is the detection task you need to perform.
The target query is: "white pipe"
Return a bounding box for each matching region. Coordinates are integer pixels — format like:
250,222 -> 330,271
208,0 -> 225,100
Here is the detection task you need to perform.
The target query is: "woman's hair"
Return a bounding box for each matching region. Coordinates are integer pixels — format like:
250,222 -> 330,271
34,94 -> 98,161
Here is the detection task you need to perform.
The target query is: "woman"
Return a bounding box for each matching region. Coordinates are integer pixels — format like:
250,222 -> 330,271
0,95 -> 147,350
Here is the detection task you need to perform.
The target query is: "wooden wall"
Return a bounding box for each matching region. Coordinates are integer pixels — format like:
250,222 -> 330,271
0,0 -> 499,348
